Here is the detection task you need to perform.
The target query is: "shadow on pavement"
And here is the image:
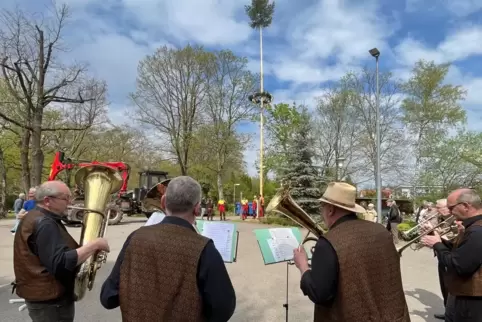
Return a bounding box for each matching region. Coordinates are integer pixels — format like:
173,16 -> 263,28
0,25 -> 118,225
406,288 -> 444,321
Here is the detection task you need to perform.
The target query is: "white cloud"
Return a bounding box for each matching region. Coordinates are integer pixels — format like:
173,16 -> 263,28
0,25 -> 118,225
261,0 -> 396,85
394,26 -> 482,66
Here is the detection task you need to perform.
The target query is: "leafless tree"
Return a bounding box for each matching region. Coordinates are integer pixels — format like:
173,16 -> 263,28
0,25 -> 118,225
130,45 -> 213,175
0,4 -> 104,187
341,68 -> 407,186
44,79 -> 108,159
202,50 -> 257,199
312,85 -> 366,182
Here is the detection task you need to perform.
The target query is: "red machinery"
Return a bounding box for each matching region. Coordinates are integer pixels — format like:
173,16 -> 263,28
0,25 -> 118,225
49,151 -> 131,195
48,151 -> 130,225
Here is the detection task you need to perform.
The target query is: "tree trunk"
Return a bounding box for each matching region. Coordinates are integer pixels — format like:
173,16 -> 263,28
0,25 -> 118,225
30,111 -> 44,186
20,129 -> 31,192
217,172 -> 224,200
0,146 -> 6,215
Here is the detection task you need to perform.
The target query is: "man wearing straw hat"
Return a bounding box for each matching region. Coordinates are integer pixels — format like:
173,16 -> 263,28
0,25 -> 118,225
293,182 -> 410,322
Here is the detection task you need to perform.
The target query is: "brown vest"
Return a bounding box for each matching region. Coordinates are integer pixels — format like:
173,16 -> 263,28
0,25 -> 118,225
315,219 -> 410,322
446,220 -> 482,296
13,209 -> 79,301
119,223 -> 210,322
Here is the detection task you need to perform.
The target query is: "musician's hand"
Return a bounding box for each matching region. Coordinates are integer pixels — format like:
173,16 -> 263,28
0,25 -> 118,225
93,238 -> 110,252
455,221 -> 465,235
293,246 -> 309,273
421,230 -> 441,248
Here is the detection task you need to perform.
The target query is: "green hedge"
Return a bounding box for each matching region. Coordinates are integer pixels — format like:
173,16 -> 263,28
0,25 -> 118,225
397,220 -> 417,232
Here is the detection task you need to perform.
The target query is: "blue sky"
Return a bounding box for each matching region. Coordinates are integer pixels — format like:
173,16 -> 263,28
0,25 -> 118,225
3,0 -> 482,177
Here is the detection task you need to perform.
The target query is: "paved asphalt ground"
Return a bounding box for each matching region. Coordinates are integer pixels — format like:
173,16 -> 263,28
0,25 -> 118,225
0,216 -> 443,322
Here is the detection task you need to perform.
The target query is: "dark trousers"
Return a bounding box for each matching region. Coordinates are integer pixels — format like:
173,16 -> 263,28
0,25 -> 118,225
438,263 -> 448,307
445,295 -> 482,322
26,299 -> 75,322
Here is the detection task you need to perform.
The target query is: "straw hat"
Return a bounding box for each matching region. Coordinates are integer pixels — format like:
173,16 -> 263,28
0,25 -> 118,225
319,182 -> 366,213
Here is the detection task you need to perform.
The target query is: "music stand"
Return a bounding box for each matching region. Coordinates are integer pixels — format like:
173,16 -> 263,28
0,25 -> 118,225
233,231 -> 240,262
283,260 -> 293,322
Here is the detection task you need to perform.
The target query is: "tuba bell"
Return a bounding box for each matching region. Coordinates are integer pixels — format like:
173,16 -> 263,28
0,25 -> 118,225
72,165 -> 123,301
266,188 -> 325,253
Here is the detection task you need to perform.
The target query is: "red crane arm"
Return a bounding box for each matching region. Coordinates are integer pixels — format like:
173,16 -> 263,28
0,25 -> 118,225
48,151 -> 130,194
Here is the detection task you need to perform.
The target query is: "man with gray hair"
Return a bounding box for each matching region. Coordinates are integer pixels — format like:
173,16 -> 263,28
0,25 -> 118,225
13,180 -> 110,322
101,176 -> 236,321
422,188 -> 482,321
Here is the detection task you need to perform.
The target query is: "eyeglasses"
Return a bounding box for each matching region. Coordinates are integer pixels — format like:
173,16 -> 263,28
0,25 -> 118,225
48,195 -> 71,202
448,202 -> 464,212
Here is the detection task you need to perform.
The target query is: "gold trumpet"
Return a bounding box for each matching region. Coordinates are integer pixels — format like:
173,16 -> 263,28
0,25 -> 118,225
397,216 -> 456,256
402,212 -> 439,239
266,188 -> 325,254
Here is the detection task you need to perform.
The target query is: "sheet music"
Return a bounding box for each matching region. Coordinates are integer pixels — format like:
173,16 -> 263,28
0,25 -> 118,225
267,237 -> 299,262
269,227 -> 296,240
201,222 -> 234,262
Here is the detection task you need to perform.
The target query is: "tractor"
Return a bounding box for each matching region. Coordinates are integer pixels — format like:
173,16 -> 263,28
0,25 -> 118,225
116,169 -> 169,218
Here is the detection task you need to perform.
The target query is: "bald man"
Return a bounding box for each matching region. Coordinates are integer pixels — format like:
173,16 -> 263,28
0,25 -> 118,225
422,189 -> 482,322
13,181 -> 110,322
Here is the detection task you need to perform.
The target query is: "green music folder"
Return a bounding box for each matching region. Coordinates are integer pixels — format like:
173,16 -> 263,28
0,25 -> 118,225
196,220 -> 238,263
253,227 -> 313,265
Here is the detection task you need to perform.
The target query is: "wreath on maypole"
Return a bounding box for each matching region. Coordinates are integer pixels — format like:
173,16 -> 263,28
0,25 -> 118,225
248,91 -> 273,105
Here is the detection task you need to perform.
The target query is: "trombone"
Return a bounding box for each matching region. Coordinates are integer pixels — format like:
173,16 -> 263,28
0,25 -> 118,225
397,215 -> 456,256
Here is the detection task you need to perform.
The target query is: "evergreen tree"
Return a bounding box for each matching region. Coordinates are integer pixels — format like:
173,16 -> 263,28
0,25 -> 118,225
279,106 -> 323,221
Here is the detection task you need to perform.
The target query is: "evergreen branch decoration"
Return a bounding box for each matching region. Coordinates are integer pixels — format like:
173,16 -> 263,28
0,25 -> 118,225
245,0 -> 275,29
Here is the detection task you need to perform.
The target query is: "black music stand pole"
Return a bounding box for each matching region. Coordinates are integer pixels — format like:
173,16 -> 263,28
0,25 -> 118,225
283,261 -> 293,322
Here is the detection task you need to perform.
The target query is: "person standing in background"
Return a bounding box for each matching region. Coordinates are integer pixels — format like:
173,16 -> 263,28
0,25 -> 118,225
386,199 -> 402,244
252,196 -> 258,219
206,198 -> 214,221
364,203 -> 378,222
200,197 -> 207,219
259,195 -> 265,218
11,193 -> 25,234
218,198 -> 226,221
241,198 -> 248,220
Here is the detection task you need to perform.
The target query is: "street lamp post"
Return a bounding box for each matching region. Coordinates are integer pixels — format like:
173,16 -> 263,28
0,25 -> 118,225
336,157 -> 346,181
233,183 -> 240,216
369,47 -> 382,224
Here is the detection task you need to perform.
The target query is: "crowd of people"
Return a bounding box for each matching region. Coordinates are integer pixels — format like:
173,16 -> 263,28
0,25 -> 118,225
8,176 -> 482,322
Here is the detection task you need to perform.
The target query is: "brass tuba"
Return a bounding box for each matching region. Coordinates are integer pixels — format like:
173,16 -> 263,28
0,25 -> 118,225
72,165 -> 123,301
266,188 -> 325,253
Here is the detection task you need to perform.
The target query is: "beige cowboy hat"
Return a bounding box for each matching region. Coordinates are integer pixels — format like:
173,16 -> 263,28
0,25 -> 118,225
319,182 -> 366,213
